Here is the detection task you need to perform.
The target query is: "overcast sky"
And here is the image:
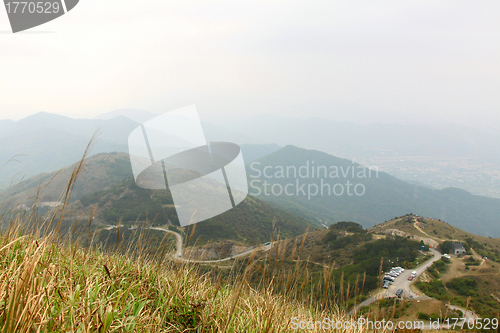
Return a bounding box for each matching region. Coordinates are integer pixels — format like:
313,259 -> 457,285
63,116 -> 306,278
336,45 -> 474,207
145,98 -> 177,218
1,1 -> 499,126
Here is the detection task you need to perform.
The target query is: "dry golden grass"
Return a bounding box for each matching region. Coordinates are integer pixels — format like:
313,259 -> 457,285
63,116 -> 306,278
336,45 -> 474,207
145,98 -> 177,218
0,140 -> 373,332
0,222 -> 364,332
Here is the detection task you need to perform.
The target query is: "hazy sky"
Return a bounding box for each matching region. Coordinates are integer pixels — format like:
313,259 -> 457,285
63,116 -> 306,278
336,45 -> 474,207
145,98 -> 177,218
1,1 -> 499,126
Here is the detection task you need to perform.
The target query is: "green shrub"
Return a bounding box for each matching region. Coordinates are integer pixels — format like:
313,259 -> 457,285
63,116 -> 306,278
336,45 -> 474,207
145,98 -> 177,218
465,261 -> 480,266
417,312 -> 428,320
415,280 -> 448,300
446,277 -> 479,296
440,241 -> 453,254
429,313 -> 439,321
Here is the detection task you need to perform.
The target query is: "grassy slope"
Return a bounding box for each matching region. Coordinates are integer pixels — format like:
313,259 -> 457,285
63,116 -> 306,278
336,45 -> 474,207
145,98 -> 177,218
69,177 -> 319,246
0,221 -> 355,332
371,215 -> 500,261
2,152 -> 133,205
372,215 -> 500,317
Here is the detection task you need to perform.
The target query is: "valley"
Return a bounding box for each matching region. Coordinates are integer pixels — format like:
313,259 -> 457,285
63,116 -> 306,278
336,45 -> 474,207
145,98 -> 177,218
2,144 -> 500,329
249,145 -> 500,237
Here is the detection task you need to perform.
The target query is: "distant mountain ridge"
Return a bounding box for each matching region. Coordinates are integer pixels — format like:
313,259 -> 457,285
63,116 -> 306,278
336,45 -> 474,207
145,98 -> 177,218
94,108 -> 159,123
6,144 -> 500,237
4,112 -> 500,238
5,138 -> 500,237
1,144 -> 283,207
0,110 -> 263,191
2,152 -> 133,206
71,176 -> 317,245
223,114 -> 500,160
248,145 -> 500,237
2,146 -> 315,245
0,112 -> 138,190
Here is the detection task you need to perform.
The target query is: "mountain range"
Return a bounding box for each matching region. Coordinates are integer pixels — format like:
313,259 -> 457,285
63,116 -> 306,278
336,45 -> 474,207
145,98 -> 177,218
4,144 -> 500,238
2,110 -> 500,238
247,145 -> 500,237
3,110 -> 499,198
219,113 -> 500,161
0,111 -> 262,191
0,112 -> 137,190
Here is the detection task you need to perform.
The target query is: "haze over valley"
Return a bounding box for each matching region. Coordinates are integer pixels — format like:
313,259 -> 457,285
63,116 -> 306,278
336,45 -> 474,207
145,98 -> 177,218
2,1 -> 500,328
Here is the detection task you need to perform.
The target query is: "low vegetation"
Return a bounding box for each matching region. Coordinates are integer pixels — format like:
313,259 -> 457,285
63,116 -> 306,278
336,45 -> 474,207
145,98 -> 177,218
0,145 -> 364,332
446,277 -> 478,297
426,258 -> 449,279
77,177 -> 317,245
416,259 -> 500,318
0,221 -> 361,332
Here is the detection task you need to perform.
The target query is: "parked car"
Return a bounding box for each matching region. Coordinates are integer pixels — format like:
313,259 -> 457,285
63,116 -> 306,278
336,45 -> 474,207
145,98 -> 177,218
383,276 -> 395,282
407,276 -> 413,281
383,281 -> 390,289
396,289 -> 404,298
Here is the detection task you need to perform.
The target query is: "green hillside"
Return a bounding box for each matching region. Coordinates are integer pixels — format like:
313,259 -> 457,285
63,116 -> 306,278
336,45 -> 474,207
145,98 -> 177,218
247,145 -> 500,237
372,216 -> 500,317
371,214 -> 500,263
0,215 -> 347,332
239,220 -> 431,312
74,177 -> 318,245
3,143 -> 284,207
2,152 -> 132,205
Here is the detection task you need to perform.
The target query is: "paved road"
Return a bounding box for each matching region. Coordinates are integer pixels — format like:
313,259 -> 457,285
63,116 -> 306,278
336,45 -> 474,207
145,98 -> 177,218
388,248 -> 442,298
181,244 -> 273,263
349,248 -> 480,326
148,227 -> 272,263
349,248 -> 441,315
149,227 -> 184,258
447,305 -> 479,322
106,225 -> 273,263
418,306 -> 480,330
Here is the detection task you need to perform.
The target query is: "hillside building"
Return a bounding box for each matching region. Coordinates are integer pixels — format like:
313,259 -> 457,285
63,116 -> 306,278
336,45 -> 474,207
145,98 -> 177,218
452,242 -> 466,255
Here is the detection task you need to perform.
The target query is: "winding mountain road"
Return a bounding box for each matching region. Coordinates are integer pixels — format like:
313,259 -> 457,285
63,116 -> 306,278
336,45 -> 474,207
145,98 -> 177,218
111,225 -> 479,324
349,248 -> 442,316
149,227 -> 184,258
148,227 -> 272,263
348,248 -> 480,328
